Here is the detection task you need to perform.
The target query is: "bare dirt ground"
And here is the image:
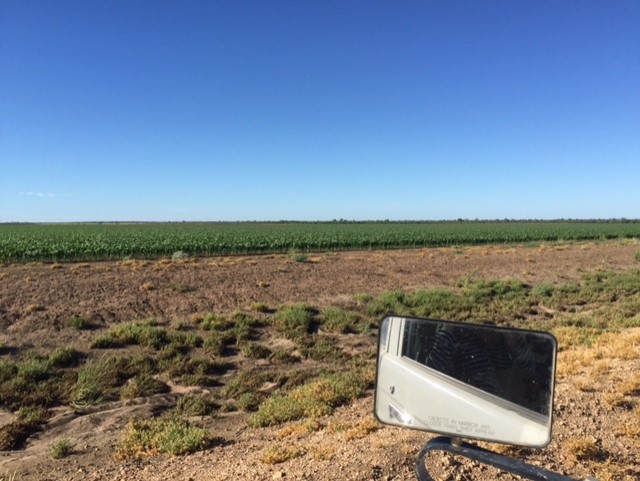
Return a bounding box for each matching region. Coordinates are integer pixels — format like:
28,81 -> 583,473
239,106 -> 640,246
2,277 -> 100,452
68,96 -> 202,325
0,241 -> 639,481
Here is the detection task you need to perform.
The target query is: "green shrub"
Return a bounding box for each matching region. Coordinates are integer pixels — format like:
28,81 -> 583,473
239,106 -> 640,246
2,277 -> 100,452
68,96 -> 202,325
251,302 -> 271,313
50,437 -> 74,459
48,347 -> 83,368
297,337 -> 343,361
70,357 -> 127,407
269,349 -> 298,365
239,342 -> 272,359
366,290 -> 407,317
16,406 -> 49,425
18,358 -> 49,382
320,307 -> 362,334
231,313 -> 258,342
67,316 -> 91,330
168,331 -> 203,350
410,289 -> 468,319
291,253 -> 309,263
90,322 -> 170,350
224,369 -> 275,398
174,394 -> 218,417
272,304 -> 316,339
353,292 -> 373,305
0,420 -> 40,450
204,332 -> 235,356
71,366 -> 106,406
116,416 -> 211,458
533,284 -> 555,298
200,313 -> 234,331
0,407 -> 49,450
90,332 -> 119,349
161,357 -> 229,386
248,368 -> 372,428
120,375 -> 168,400
237,392 -> 263,412
0,360 -> 17,383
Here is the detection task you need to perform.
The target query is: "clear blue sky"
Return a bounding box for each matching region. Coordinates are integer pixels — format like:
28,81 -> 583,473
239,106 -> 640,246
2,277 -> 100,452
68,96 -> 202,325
1,1 -> 639,222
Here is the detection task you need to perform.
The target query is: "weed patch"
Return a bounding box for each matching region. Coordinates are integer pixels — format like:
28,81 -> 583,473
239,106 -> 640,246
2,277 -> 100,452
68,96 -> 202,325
248,368 -> 372,428
272,304 -> 316,340
239,341 -> 272,359
203,331 -> 235,356
0,407 -> 49,450
120,375 -> 169,399
565,436 -> 608,462
261,444 -> 304,464
199,313 -> 234,331
90,321 -> 170,350
50,437 -> 74,459
48,347 -> 83,368
173,394 -> 219,417
115,416 -> 212,459
320,307 -> 364,334
291,252 -> 309,263
70,356 -> 137,407
297,337 -> 344,361
67,316 -> 92,330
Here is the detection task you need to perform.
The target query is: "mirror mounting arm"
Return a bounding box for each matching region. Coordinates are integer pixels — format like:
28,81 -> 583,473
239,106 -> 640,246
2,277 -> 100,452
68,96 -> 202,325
415,437 -> 592,481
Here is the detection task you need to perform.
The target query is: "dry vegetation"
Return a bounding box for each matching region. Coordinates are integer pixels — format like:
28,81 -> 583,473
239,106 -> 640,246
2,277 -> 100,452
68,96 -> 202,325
0,241 -> 639,480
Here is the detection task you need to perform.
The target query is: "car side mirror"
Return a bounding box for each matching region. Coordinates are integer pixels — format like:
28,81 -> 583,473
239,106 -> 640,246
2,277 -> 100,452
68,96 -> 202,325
374,316 -> 557,447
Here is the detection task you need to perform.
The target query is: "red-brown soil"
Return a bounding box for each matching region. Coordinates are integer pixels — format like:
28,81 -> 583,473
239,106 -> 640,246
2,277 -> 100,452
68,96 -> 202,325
0,241 -> 639,481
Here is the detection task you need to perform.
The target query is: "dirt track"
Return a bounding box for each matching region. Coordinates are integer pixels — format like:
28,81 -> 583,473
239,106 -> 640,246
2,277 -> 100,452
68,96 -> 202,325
0,241 -> 639,481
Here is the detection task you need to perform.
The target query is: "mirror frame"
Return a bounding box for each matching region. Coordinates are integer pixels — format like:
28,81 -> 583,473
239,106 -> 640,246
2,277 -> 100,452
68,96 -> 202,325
374,315 -> 558,447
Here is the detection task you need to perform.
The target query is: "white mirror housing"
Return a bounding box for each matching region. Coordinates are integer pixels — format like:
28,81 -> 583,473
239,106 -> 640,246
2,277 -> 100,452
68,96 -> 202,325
374,316 -> 557,447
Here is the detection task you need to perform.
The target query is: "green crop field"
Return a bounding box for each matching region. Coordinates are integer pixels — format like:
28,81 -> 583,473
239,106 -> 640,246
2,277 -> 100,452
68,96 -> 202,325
1,221 -> 640,263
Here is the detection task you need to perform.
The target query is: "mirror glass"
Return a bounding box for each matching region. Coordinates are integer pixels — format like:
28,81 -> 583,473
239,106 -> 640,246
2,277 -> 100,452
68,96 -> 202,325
374,316 -> 556,447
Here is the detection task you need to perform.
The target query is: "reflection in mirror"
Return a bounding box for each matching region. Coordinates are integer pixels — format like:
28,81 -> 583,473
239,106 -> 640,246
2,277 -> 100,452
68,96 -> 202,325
375,316 -> 557,447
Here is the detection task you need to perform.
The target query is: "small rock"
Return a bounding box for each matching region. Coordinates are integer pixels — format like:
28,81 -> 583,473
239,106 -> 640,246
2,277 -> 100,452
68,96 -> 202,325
273,471 -> 286,479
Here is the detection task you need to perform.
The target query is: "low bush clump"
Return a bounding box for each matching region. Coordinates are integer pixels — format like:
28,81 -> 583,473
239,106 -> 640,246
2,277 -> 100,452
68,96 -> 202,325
239,341 -> 272,359
48,347 -> 83,368
0,407 -> 49,451
50,437 -> 74,459
120,375 -> 169,400
67,316 -> 91,330
320,307 -> 363,334
271,304 -> 316,340
261,443 -> 304,464
173,394 -> 219,417
90,321 -> 169,350
247,368 -> 372,428
115,416 -> 212,459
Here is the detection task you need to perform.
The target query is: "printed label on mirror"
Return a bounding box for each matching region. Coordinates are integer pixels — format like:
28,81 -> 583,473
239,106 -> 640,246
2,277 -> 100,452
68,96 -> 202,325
425,415 -> 496,437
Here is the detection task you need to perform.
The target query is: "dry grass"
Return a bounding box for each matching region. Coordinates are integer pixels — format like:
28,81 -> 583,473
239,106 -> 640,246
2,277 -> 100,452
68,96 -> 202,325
619,372 -> 640,396
140,282 -> 155,291
70,263 -> 91,271
344,417 -> 379,441
595,330 -> 640,361
309,444 -> 335,460
616,406 -> 640,440
565,436 -> 607,462
276,418 -> 323,439
552,326 -> 602,351
556,349 -> 602,378
115,417 -> 211,459
260,444 -> 304,464
25,304 -> 45,314
603,390 -> 632,409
